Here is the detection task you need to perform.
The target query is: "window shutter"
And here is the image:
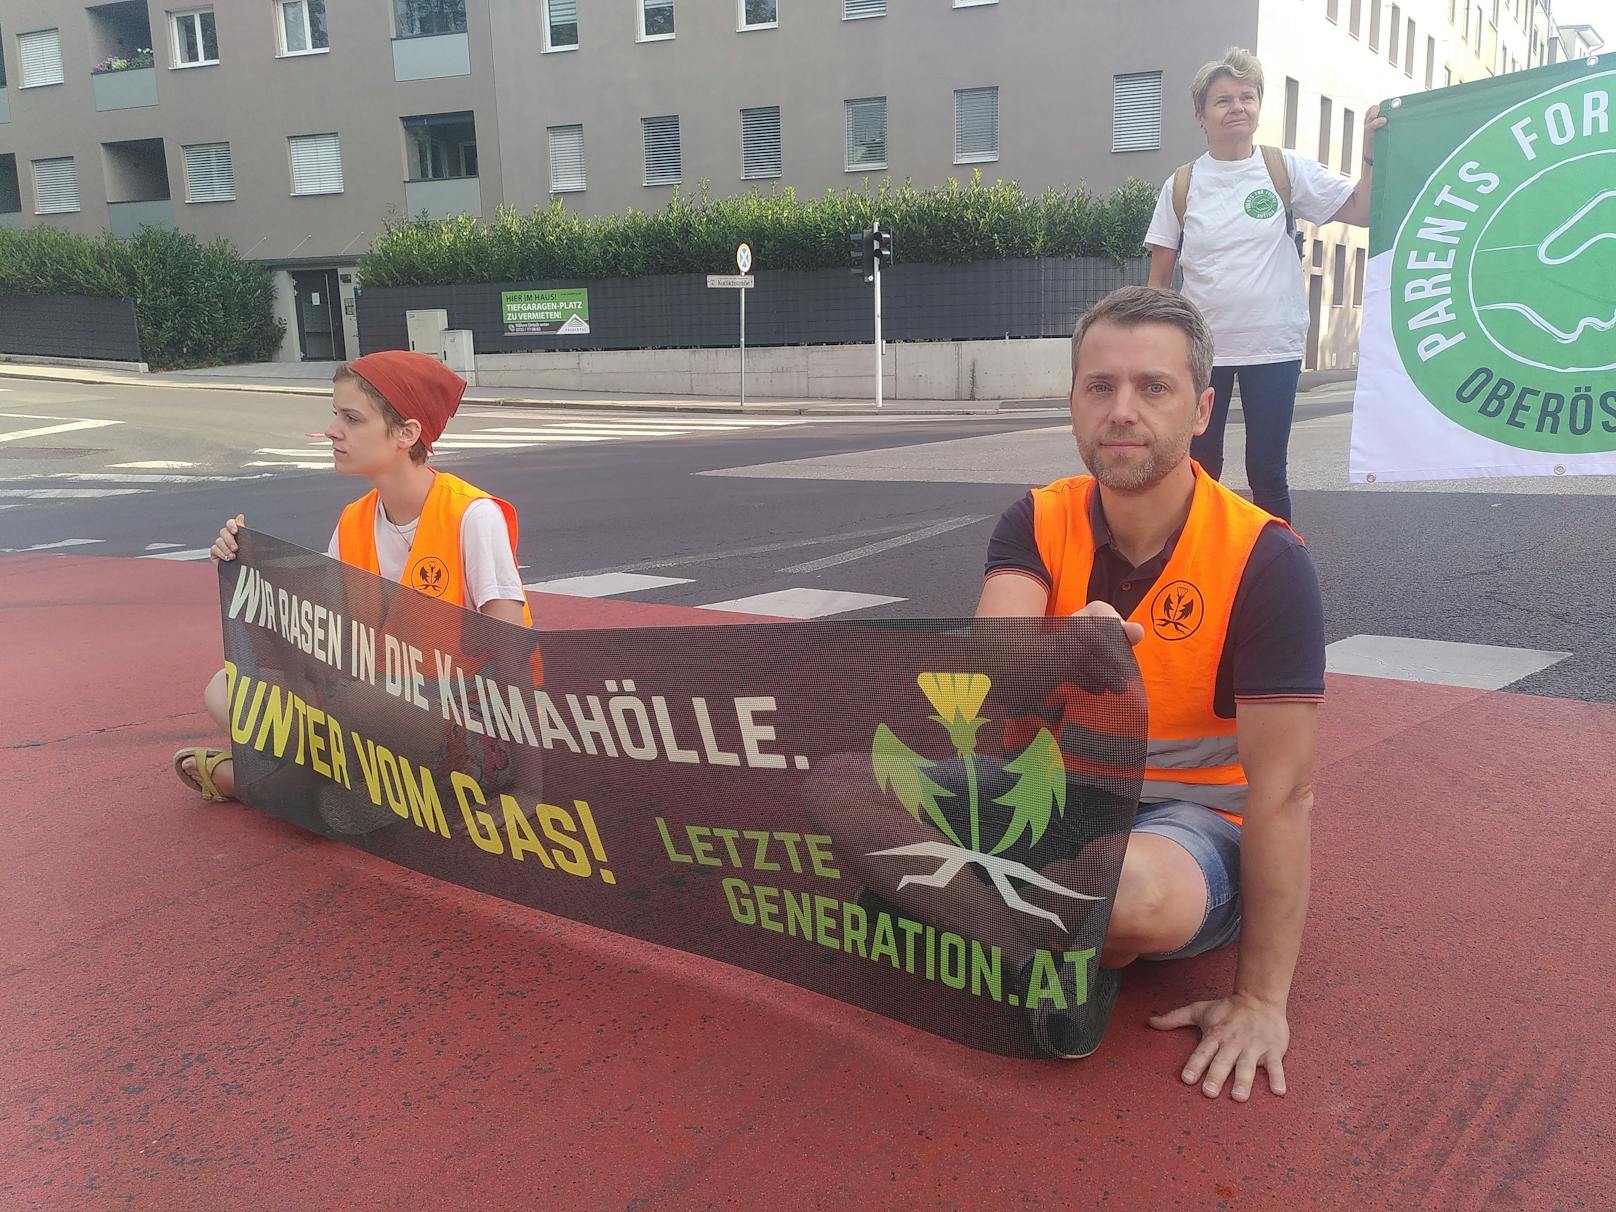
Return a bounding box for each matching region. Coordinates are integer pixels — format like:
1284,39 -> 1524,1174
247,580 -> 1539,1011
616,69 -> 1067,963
547,0 -> 578,46
642,115 -> 681,186
845,96 -> 887,170
184,143 -> 236,202
1111,71 -> 1162,153
32,158 -> 80,214
19,29 -> 64,88
953,87 -> 999,162
548,125 -> 586,192
289,133 -> 344,195
741,106 -> 782,179
844,0 -> 885,17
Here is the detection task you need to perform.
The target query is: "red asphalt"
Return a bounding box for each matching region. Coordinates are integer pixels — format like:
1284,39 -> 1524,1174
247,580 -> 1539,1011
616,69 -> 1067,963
2,553 -> 1611,1211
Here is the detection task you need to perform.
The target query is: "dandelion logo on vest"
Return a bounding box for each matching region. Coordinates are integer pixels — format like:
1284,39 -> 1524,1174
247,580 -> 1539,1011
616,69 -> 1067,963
1151,580 -> 1203,641
409,555 -> 450,597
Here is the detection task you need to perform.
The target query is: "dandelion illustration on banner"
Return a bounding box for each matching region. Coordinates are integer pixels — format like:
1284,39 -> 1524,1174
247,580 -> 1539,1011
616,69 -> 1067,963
869,673 -> 1102,931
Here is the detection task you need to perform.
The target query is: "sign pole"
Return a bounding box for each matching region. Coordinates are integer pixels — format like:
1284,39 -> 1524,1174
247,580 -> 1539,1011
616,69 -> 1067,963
872,230 -> 883,411
740,286 -> 746,407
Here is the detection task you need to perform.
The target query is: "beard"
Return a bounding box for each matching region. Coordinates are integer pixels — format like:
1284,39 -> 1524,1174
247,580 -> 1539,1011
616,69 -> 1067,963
1076,425 -> 1192,492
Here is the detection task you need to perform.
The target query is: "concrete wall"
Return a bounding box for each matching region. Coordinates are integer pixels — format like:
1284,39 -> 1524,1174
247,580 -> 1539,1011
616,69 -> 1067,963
473,337 -> 1073,402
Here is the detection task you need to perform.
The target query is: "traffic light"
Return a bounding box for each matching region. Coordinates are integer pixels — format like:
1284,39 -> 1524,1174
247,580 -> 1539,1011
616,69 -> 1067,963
876,225 -> 894,267
850,229 -> 866,274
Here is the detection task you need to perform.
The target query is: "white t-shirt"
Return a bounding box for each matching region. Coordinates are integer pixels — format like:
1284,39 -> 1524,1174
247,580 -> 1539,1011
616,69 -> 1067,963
1144,149 -> 1356,366
327,496 -> 526,610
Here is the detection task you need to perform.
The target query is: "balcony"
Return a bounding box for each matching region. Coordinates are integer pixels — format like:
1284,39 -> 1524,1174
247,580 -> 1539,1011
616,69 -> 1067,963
101,138 -> 172,237
93,65 -> 157,111
87,2 -> 157,109
108,198 -> 173,236
392,32 -> 470,81
403,176 -> 480,220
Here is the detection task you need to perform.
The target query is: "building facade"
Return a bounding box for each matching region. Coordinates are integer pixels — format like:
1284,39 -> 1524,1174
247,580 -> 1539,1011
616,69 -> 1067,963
0,0 -> 1584,366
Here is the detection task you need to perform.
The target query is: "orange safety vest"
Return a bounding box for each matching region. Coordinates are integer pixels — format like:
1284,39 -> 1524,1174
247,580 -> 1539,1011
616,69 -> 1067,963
336,471 -> 541,679
1029,464 -> 1285,826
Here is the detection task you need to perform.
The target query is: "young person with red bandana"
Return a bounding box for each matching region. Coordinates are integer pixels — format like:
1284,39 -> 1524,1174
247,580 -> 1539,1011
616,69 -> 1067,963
174,350 -> 533,803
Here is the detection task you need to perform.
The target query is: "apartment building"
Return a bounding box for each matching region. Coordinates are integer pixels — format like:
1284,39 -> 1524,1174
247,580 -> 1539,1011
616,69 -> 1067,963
0,0 -> 1575,366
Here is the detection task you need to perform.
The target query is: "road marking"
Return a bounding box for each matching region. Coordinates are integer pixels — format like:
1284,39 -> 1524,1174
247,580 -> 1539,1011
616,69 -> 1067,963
0,487 -> 144,498
244,460 -> 330,469
113,460 -> 198,469
145,542 -> 185,551
139,548 -> 212,561
46,472 -> 267,484
561,520 -> 939,579
697,588 -> 905,618
523,572 -> 695,597
1325,635 -> 1571,690
779,515 -> 989,574
0,418 -> 123,445
2,538 -> 105,552
254,448 -> 335,458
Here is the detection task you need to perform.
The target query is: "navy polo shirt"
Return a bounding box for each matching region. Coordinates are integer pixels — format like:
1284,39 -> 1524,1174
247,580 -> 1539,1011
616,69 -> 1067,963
985,489 -> 1326,719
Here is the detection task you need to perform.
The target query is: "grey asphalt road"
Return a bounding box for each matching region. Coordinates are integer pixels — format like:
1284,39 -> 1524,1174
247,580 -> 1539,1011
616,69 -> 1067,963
2,375 -> 1610,702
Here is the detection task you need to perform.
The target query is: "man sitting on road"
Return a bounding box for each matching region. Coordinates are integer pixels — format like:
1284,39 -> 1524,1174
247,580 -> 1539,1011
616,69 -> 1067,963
979,285 -> 1324,1100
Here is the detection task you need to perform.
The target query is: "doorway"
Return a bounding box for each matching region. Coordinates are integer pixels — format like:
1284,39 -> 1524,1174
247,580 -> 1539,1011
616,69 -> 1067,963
292,269 -> 346,362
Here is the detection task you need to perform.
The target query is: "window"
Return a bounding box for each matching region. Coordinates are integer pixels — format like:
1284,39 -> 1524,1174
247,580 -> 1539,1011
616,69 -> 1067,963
741,105 -> 782,179
640,0 -> 674,39
844,0 -> 885,18
0,28 -> 7,88
0,156 -> 22,215
1319,96 -> 1333,164
1405,17 -> 1416,73
1349,0 -> 1362,37
954,86 -> 999,163
845,96 -> 887,169
548,124 -> 585,192
1283,77 -> 1300,149
1332,244 -> 1347,306
288,132 -> 343,195
393,0 -> 465,37
1471,6 -> 1482,50
32,157 -> 79,214
1312,237 -> 1325,268
278,0 -> 328,54
1327,0 -> 1339,22
1111,71 -> 1162,153
1426,35 -> 1436,86
1353,247 -> 1366,306
543,0 -> 577,49
1341,108 -> 1356,172
183,142 -> 235,202
739,0 -> 777,28
1369,0 -> 1381,49
172,9 -> 219,66
17,28 -> 64,88
403,112 -> 477,179
1388,5 -> 1401,62
642,115 -> 681,185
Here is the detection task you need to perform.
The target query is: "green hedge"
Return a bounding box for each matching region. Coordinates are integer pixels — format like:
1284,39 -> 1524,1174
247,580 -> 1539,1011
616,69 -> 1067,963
359,173 -> 1158,289
0,225 -> 284,369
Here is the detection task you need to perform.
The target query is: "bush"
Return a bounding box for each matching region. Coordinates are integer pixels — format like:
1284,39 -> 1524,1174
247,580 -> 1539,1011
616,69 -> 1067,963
0,225 -> 284,369
359,172 -> 1158,289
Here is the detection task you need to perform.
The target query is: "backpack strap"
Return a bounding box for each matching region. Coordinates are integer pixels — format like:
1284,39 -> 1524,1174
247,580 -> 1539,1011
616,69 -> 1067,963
1171,162 -> 1194,251
1259,145 -> 1292,213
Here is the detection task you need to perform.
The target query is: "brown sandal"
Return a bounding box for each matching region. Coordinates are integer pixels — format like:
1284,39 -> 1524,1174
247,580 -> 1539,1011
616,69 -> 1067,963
173,747 -> 232,802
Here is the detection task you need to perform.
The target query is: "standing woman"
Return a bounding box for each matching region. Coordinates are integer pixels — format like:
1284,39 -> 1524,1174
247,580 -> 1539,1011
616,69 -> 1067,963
1145,47 -> 1384,522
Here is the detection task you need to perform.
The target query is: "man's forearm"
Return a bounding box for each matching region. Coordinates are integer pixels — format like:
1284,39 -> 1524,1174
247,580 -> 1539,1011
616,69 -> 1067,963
1231,788 -> 1312,1007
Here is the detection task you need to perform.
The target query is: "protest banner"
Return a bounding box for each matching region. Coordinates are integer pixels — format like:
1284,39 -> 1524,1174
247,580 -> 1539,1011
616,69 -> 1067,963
1352,57 -> 1616,482
219,531 -> 1146,1058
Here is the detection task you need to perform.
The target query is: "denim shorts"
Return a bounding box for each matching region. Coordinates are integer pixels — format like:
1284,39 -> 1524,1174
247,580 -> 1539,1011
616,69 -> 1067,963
1131,799 -> 1243,960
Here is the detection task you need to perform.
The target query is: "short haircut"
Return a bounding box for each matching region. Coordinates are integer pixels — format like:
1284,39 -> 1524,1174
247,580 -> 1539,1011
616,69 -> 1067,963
1070,286 -> 1214,397
1190,46 -> 1265,115
333,363 -> 428,464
